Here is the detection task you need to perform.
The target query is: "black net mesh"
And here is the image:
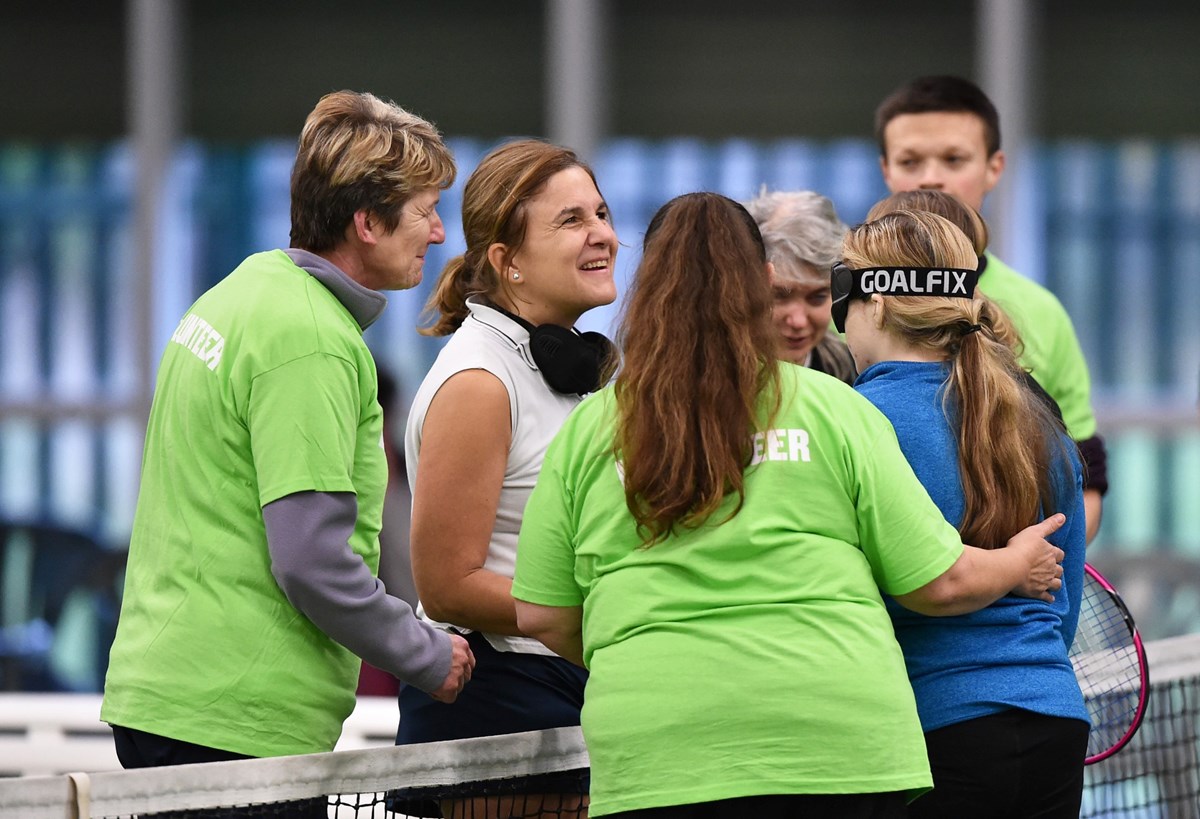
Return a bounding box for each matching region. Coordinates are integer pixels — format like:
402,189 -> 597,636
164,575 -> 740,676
1080,645 -> 1200,818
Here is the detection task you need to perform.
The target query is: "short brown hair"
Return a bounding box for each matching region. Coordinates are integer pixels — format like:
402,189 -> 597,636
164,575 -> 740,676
289,90 -> 455,251
867,190 -> 990,256
874,75 -> 1002,158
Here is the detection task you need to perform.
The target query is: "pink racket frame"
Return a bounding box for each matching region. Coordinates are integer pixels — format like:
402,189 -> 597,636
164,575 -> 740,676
1081,562 -> 1151,765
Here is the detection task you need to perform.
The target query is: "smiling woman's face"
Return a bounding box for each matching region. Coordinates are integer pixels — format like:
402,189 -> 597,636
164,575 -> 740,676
503,166 -> 618,327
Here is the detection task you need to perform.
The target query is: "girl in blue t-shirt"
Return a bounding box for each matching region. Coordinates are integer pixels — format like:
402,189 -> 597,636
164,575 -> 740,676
838,206 -> 1089,819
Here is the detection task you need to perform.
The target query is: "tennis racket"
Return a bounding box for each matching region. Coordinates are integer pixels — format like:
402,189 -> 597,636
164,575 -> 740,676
1069,563 -> 1150,764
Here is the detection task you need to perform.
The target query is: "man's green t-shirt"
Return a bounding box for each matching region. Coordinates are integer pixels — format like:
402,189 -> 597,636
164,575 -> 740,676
980,252 -> 1097,441
513,364 -> 965,816
101,250 -> 386,757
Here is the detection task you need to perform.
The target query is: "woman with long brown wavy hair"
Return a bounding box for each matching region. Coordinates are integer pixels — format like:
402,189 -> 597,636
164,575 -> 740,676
840,208 -> 1088,819
512,192 -> 1068,819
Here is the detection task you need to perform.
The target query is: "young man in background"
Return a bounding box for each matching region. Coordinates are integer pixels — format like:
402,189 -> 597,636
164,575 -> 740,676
875,75 -> 1107,542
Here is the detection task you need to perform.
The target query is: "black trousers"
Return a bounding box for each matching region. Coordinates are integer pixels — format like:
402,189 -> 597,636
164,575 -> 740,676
605,792 -> 907,819
907,709 -> 1089,819
111,725 -> 326,819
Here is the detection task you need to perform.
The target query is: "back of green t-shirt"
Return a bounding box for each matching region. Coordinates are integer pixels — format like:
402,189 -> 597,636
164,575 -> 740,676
103,250 -> 386,757
514,364 -> 964,814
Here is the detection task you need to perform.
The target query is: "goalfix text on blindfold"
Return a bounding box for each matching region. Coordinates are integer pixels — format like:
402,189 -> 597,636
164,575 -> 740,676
829,263 -> 981,334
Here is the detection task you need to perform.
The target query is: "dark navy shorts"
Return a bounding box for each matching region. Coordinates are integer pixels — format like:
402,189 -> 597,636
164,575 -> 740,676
397,629 -> 587,744
391,630 -> 589,816
112,725 -> 326,818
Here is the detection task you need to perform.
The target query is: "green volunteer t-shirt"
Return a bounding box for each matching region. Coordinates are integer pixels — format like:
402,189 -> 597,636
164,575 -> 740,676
980,253 -> 1097,441
513,364 -> 964,816
101,250 -> 386,757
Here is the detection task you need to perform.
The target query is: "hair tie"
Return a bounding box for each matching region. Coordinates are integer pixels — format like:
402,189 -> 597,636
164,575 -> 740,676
962,323 -> 983,336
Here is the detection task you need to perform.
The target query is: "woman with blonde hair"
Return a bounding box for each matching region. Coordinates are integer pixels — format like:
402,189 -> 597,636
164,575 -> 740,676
397,138 -> 618,818
512,192 -> 1068,819
866,189 -> 1109,544
102,92 -> 473,793
838,209 -> 1088,818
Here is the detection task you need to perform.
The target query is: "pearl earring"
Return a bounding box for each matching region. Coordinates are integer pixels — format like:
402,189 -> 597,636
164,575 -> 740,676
511,271 -> 520,280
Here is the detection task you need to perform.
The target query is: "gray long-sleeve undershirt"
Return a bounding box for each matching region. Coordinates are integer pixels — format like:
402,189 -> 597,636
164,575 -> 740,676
262,248 -> 450,693
263,491 -> 450,693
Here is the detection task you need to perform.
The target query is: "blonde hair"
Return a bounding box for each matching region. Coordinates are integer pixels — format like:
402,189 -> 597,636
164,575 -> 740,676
290,90 -> 455,251
420,139 -> 601,336
843,210 -> 1068,548
865,191 -> 1027,355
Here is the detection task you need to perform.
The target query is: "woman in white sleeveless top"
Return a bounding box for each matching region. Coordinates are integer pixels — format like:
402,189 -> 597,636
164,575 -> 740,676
395,139 -> 618,819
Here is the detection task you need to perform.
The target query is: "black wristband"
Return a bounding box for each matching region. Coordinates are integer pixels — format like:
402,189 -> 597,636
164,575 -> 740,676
1076,434 -> 1109,495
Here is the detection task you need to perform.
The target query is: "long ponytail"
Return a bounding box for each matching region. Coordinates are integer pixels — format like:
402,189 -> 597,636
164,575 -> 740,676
844,211 -> 1070,547
945,299 -> 1068,547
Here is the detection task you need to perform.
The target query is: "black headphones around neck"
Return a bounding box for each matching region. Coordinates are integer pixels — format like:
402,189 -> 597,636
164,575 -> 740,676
491,305 -> 614,396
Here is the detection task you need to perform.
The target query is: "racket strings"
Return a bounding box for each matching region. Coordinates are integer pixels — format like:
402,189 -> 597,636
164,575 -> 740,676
1070,570 -> 1148,762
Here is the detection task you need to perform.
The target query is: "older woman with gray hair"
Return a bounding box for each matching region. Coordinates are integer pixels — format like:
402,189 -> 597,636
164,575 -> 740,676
743,189 -> 857,383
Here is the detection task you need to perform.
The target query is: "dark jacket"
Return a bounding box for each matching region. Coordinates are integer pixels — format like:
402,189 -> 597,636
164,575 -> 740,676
809,335 -> 857,385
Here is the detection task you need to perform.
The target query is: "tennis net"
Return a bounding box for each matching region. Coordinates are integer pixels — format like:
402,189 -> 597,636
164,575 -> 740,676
1,634 -> 1197,819
0,726 -> 589,819
1081,632 -> 1200,819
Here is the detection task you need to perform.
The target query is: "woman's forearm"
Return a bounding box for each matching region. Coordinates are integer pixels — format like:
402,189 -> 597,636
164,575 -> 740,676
419,566 -> 524,635
894,514 -> 1065,617
895,546 -> 1026,616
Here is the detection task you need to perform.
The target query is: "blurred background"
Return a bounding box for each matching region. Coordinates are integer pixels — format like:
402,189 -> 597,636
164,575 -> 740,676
1,0 -> 1197,692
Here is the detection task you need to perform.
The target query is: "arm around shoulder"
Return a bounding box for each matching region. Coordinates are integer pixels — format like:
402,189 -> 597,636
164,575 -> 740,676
894,513 -> 1066,616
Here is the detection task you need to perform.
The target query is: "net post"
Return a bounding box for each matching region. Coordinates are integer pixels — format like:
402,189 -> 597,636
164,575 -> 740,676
65,771 -> 91,819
